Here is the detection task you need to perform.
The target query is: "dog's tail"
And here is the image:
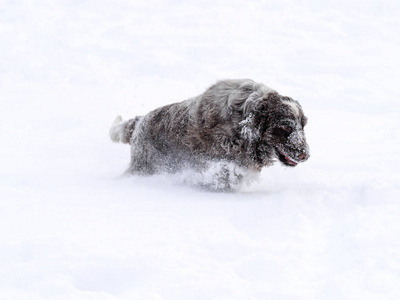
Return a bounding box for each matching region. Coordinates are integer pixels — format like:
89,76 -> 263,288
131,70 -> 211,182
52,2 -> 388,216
109,115 -> 140,144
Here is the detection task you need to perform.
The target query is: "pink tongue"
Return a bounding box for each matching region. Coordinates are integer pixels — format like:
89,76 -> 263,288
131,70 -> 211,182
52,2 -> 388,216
278,149 -> 297,165
285,155 -> 297,164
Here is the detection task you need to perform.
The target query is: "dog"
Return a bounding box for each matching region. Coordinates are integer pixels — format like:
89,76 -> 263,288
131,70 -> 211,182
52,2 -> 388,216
109,79 -> 310,191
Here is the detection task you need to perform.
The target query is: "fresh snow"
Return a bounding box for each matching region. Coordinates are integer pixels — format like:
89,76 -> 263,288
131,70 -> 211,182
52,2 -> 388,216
1,1 -> 400,299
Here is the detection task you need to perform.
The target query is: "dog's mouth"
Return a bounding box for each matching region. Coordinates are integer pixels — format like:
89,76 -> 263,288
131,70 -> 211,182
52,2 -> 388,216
276,148 -> 299,167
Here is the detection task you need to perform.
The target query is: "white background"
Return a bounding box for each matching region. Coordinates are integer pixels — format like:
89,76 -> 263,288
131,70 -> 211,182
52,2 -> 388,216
1,0 -> 400,299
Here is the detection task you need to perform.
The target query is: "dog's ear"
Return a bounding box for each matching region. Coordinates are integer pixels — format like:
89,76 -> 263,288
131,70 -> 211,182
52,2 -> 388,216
242,93 -> 267,116
249,92 -> 282,134
252,92 -> 277,114
255,99 -> 268,113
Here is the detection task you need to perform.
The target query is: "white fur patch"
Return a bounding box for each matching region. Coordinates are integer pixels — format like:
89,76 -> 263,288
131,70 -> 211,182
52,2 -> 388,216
284,101 -> 300,117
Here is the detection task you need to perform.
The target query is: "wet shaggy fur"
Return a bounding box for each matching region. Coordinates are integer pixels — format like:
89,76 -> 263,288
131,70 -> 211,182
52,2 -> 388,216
110,79 -> 310,191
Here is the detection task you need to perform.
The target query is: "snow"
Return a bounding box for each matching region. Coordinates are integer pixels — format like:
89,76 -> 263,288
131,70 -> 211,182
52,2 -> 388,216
1,0 -> 400,299
240,113 -> 259,141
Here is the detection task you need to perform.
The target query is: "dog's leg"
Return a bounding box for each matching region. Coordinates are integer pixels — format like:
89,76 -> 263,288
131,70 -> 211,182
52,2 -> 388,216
126,143 -> 158,175
193,161 -> 245,192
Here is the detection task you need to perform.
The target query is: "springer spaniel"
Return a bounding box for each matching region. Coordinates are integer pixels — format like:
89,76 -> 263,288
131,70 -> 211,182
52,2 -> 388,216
110,79 -> 310,191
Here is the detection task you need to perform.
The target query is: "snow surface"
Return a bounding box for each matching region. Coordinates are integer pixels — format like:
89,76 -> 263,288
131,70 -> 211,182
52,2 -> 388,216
1,0 -> 400,299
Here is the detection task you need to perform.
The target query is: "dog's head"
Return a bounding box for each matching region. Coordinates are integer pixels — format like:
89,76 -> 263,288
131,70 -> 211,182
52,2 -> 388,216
241,91 -> 310,167
263,93 -> 310,166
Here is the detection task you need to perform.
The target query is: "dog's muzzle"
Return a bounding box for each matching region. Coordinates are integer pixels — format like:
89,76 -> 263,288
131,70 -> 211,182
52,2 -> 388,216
277,144 -> 310,167
296,145 -> 310,162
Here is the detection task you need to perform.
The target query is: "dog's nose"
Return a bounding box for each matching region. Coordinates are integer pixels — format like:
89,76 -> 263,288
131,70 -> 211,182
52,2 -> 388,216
298,151 -> 309,162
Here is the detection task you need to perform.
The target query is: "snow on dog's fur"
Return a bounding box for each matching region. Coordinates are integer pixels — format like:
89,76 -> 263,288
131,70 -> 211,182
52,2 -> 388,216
110,79 -> 310,191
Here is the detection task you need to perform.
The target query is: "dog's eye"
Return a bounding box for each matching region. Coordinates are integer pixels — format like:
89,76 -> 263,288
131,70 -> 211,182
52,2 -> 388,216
281,125 -> 292,133
273,125 -> 293,137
